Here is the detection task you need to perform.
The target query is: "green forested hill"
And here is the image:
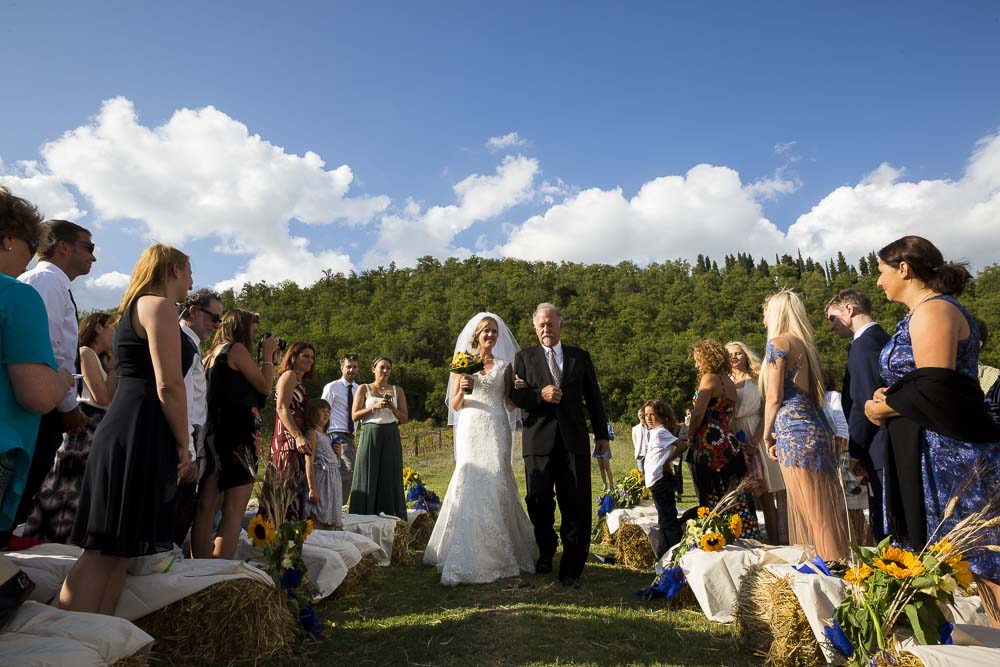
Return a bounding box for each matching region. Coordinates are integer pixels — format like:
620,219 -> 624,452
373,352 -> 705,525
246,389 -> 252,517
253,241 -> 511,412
223,252 -> 1000,424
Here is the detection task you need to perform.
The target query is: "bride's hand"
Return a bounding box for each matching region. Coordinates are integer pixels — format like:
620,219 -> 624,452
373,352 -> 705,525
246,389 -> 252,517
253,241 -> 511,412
459,375 -> 475,392
513,374 -> 528,390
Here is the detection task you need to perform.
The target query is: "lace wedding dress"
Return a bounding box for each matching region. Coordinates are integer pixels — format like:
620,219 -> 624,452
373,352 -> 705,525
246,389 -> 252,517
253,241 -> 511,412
423,359 -> 538,585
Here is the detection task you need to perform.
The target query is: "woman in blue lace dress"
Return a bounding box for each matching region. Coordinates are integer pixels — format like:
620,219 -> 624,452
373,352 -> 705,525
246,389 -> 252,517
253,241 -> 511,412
865,236 -> 1000,626
761,291 -> 849,561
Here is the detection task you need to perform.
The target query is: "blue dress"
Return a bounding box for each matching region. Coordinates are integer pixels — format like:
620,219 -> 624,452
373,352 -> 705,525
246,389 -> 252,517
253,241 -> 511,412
880,295 -> 1000,583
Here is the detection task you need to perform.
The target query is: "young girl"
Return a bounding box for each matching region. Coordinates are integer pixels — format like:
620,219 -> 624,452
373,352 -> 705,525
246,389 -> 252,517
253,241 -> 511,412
593,422 -> 614,492
642,400 -> 686,559
303,399 -> 343,530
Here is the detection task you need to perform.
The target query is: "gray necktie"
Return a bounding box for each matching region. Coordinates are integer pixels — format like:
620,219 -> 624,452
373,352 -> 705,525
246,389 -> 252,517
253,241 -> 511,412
546,348 -> 561,386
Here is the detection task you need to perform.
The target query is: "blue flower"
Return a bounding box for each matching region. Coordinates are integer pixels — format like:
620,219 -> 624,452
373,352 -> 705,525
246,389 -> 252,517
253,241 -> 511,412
637,566 -> 687,600
299,604 -> 322,636
598,494 -> 615,518
939,621 -> 954,645
735,429 -> 746,442
406,483 -> 425,502
280,567 -> 303,590
824,618 -> 854,658
794,555 -> 833,576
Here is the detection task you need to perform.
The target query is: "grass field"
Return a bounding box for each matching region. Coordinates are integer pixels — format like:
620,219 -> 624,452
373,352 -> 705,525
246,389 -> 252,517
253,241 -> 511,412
304,432 -> 763,667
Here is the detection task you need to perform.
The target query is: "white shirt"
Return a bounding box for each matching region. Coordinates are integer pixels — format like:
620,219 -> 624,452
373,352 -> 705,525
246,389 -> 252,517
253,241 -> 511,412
321,377 -> 361,434
823,390 -> 849,440
19,261 -> 78,412
542,341 -> 564,374
632,422 -> 648,463
853,321 -> 879,341
180,322 -> 207,461
643,425 -> 678,489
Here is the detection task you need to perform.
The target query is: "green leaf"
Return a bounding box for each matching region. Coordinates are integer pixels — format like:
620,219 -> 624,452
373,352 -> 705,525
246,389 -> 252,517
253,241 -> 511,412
904,603 -> 929,644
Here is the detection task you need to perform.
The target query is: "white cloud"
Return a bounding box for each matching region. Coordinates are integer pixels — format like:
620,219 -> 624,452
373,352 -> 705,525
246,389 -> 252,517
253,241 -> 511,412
0,159 -> 85,219
90,271 -> 131,289
499,164 -> 787,264
745,168 -> 801,201
786,131 -> 1000,268
34,97 -> 388,288
72,271 -> 132,311
774,140 -> 797,155
486,132 -> 530,151
365,155 -> 539,266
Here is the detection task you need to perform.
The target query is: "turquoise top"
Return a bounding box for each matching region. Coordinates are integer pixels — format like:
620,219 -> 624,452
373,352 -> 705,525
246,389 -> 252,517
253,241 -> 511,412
1,273 -> 58,530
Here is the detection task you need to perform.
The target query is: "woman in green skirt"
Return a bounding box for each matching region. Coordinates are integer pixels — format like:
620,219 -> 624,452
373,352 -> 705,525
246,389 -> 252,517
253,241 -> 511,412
348,356 -> 408,518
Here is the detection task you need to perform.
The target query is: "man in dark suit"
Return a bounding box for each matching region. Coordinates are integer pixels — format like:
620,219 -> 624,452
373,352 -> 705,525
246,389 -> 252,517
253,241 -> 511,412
827,289 -> 891,542
510,303 -> 609,587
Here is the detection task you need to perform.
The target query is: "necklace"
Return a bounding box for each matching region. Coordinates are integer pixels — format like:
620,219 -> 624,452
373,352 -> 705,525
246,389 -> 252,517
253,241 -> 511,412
910,288 -> 938,313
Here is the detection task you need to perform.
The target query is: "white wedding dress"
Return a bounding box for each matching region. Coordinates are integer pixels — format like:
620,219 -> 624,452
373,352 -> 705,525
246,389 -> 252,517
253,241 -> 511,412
423,359 -> 538,585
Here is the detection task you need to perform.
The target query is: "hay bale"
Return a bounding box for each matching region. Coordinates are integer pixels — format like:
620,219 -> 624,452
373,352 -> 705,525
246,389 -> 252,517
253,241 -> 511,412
391,520 -> 412,566
111,652 -> 150,667
613,520 -> 656,570
601,519 -> 613,547
665,581 -> 700,611
732,564 -> 823,667
133,577 -> 300,666
331,553 -> 379,599
408,512 -> 434,550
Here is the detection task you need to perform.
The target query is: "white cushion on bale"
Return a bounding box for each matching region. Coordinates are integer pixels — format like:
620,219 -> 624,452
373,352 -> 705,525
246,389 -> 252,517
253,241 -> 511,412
237,532 -> 348,598
604,503 -> 665,557
341,513 -> 403,566
305,529 -> 383,569
0,601 -> 154,667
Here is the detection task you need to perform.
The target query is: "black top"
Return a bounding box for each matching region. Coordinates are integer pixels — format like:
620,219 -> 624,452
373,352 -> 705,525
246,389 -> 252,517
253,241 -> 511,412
206,343 -> 265,412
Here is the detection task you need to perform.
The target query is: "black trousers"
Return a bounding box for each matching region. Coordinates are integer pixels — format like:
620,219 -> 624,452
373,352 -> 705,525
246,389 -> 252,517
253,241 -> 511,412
14,410 -> 65,528
524,430 -> 591,580
650,472 -> 682,559
867,462 -> 886,543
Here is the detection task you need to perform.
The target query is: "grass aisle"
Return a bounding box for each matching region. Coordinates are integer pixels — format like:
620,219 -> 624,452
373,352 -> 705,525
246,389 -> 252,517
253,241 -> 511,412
307,437 -> 763,666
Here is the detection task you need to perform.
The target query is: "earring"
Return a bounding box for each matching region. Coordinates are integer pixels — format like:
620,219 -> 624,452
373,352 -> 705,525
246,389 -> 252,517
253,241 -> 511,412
5,247 -> 11,252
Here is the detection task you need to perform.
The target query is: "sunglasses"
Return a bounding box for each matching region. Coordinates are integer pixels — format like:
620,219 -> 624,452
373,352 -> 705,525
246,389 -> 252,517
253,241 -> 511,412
198,306 -> 223,323
71,239 -> 96,254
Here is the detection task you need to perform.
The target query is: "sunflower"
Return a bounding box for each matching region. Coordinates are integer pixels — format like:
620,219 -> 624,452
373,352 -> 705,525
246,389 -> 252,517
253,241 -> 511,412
873,545 -> 925,579
845,564 -> 873,584
303,518 -> 314,539
248,515 -> 275,547
697,506 -> 710,519
948,557 -> 974,592
728,514 -> 743,537
700,532 -> 726,552
928,539 -> 957,558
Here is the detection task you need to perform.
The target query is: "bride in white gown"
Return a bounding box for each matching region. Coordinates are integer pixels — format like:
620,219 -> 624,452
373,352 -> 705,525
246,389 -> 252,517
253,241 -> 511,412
423,312 -> 538,585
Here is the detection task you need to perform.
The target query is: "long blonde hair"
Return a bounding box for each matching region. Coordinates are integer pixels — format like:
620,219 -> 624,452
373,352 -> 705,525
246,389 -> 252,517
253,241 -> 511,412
115,244 -> 189,325
725,340 -> 762,379
759,290 -> 825,405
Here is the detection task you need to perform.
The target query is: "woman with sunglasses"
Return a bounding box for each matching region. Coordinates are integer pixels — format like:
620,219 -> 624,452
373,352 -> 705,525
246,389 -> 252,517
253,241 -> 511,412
0,187 -> 74,541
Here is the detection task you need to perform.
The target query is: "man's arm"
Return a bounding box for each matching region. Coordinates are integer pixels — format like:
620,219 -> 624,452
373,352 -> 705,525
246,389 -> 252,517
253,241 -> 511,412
847,339 -> 884,460
580,350 -> 610,441
509,351 -> 543,411
25,273 -> 79,412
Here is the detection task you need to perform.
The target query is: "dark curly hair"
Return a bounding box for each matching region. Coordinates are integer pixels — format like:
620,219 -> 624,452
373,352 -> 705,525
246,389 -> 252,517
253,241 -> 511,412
0,186 -> 47,256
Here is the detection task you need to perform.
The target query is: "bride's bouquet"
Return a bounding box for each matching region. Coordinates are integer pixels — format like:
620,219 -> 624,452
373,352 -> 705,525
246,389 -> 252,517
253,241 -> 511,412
449,351 -> 484,394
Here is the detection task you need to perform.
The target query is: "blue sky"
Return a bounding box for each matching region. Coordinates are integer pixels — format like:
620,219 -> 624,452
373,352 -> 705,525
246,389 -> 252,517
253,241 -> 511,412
2,1 -> 999,308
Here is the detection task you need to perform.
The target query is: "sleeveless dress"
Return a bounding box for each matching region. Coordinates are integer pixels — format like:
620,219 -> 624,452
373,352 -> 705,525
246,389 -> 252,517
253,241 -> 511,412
23,347 -> 110,543
731,380 -> 785,494
880,295 -> 999,583
423,360 -> 538,585
204,344 -> 265,490
71,299 -> 195,556
266,377 -> 307,521
348,385 -> 406,518
765,341 -> 849,561
691,390 -> 762,540
302,429 -> 343,528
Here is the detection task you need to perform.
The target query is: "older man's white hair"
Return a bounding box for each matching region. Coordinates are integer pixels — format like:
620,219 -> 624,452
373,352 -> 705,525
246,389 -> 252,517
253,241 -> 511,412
532,302 -> 562,323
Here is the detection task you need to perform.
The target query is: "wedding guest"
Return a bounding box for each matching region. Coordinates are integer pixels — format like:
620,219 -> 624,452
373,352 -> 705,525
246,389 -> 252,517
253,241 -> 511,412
191,310 -> 278,558
303,399 -> 343,530
15,219 -> 95,529
0,187 -> 73,540
761,291 -> 849,561
173,289 -> 222,548
823,368 -> 871,545
24,313 -> 118,543
865,236 -> 1000,625
349,356 -> 408,518
826,288 -> 891,542
642,399 -> 684,557
727,340 -> 788,545
678,403 -> 698,501
689,339 -> 761,540
321,353 -> 361,503
973,318 -> 999,394
61,244 -> 196,615
631,407 -> 647,471
593,425 -> 614,492
268,342 -> 316,521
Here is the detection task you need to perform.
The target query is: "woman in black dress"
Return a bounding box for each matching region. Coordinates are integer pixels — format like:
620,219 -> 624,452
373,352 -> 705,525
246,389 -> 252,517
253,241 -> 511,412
191,309 -> 278,559
60,244 -> 197,615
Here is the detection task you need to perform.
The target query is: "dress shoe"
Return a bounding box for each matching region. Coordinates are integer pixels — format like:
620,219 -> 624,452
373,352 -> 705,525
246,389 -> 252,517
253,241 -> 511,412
559,575 -> 580,589
535,557 -> 553,574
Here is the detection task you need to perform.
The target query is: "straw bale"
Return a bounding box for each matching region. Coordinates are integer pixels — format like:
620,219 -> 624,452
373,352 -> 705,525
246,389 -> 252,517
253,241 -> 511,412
330,553 -> 379,599
732,564 -> 823,667
665,580 -> 700,611
613,520 -> 656,570
111,652 -> 150,667
391,520 -> 412,566
408,512 -> 434,549
133,577 -> 300,666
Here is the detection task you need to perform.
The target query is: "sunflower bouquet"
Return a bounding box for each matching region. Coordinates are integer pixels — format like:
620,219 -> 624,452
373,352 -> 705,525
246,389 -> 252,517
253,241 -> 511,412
597,468 -> 647,517
403,466 -> 441,516
449,351 -> 485,394
247,514 -> 321,634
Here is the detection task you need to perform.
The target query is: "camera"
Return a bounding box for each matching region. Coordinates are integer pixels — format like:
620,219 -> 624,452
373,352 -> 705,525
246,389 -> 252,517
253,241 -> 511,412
258,332 -> 287,353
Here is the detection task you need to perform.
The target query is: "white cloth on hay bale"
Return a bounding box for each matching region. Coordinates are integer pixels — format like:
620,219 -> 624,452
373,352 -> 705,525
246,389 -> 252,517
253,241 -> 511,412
673,544 -> 814,622
341,512 -> 402,566
3,543 -> 272,619
766,562 -> 997,665
0,601 -> 153,666
604,503 -> 664,556
237,531 -> 346,599
306,529 -> 383,569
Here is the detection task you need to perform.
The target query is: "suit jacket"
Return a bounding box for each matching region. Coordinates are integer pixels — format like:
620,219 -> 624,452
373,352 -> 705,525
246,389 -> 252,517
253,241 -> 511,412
841,323 -> 891,468
510,344 -> 609,456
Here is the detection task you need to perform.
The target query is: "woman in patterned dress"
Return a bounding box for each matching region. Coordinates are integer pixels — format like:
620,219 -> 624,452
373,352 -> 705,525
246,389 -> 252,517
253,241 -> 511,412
268,342 -> 315,521
865,236 -> 1000,626
688,338 -> 762,541
761,291 -> 849,562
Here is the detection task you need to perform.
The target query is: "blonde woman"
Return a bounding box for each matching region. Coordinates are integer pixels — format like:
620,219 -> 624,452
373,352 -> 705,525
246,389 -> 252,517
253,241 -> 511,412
761,291 -> 849,561
727,340 -> 788,545
61,244 -> 197,614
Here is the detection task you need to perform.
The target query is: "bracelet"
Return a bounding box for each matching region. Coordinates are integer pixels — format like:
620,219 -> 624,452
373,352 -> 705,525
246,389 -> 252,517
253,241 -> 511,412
262,361 -> 274,366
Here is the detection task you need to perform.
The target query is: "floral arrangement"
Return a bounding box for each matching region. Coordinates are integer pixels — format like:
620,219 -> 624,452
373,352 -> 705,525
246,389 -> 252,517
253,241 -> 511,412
597,468 -> 648,518
403,466 -> 441,516
449,351 -> 485,394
